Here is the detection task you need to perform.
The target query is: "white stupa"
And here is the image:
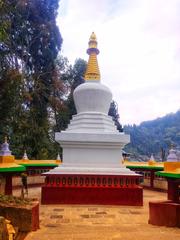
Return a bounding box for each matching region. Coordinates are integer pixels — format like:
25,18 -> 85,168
167,146 -> 178,162
22,150 -> 29,160
47,32 -> 135,176
0,137 -> 12,156
41,33 -> 143,206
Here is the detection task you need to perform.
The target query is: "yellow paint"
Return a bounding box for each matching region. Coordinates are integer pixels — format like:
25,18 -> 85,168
56,159 -> 62,164
148,159 -> 156,166
164,162 -> 180,173
15,159 -> 61,165
0,163 -> 22,169
0,155 -> 15,163
84,32 -> 101,81
0,159 -> 60,170
6,218 -> 15,240
124,160 -> 164,168
22,158 -> 29,162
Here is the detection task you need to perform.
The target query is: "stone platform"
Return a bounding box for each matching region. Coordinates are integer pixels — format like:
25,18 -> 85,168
13,188 -> 180,240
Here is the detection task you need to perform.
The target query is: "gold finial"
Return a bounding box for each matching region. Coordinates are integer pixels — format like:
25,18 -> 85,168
88,32 -> 97,48
90,32 -> 96,41
84,32 -> 101,81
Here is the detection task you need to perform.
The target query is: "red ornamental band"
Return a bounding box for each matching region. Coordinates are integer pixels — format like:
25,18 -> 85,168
41,174 -> 143,206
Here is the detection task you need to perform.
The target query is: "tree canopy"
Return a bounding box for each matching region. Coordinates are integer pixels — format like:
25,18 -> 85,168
0,0 -> 63,159
108,101 -> 123,132
124,110 -> 180,160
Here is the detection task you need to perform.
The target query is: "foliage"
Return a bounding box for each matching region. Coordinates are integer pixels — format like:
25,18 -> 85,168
124,110 -> 180,159
0,0 -> 62,159
66,58 -> 86,118
49,57 -> 87,133
0,194 -> 33,206
108,101 -> 123,132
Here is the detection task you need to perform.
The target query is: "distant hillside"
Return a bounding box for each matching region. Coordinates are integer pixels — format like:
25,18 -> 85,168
123,110 -> 180,160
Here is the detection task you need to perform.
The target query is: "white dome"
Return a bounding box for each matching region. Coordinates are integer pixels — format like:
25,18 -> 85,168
73,81 -> 112,114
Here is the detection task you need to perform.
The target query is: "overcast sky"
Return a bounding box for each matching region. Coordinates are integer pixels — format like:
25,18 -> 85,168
57,0 -> 180,125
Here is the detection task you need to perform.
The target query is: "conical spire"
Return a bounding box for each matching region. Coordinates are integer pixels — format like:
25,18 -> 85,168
84,32 -> 101,81
22,150 -> 29,160
150,154 -> 155,161
57,153 -> 61,160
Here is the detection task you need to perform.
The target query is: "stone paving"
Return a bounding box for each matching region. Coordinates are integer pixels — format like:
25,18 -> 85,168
14,188 -> 180,240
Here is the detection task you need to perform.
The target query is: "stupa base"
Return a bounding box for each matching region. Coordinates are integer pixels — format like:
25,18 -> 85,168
41,174 -> 143,206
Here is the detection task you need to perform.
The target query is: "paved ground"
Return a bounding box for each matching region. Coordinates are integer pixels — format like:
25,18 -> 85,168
14,188 -> 180,240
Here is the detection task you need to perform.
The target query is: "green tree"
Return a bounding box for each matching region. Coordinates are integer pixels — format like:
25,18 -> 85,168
66,58 -> 86,118
108,101 -> 123,132
52,58 -> 87,133
0,0 -> 62,159
124,111 -> 180,159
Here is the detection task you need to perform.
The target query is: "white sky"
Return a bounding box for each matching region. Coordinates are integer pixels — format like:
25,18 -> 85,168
57,0 -> 180,125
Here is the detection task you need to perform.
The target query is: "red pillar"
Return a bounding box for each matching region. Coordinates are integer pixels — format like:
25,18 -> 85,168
167,179 -> 180,203
5,174 -> 13,195
150,170 -> 154,189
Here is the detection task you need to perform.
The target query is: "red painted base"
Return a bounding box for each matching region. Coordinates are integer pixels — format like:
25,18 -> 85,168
149,201 -> 180,227
41,174 -> 143,206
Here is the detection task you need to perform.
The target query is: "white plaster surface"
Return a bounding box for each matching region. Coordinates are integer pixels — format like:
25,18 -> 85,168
45,166 -> 135,175
53,80 -> 134,175
74,82 -> 112,114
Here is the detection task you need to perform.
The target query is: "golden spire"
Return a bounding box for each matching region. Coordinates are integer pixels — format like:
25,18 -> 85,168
84,32 -> 101,81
